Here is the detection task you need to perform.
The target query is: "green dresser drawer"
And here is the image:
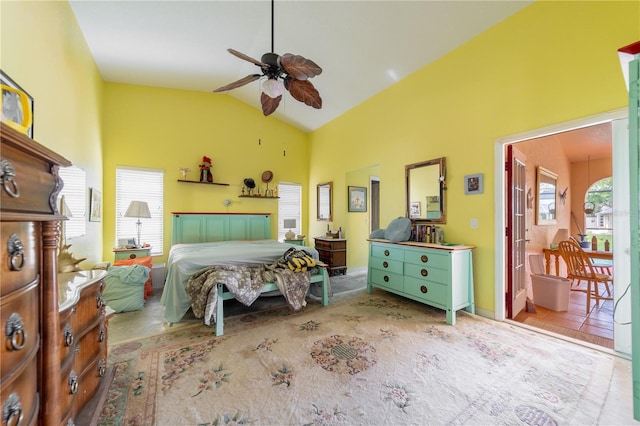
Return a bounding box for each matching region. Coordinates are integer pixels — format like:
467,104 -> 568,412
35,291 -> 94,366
370,243 -> 404,261
404,276 -> 447,306
369,268 -> 403,292
404,248 -> 449,269
369,256 -> 403,275
404,262 -> 449,284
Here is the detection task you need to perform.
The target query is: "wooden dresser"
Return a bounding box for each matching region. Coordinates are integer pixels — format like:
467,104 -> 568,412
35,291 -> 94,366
1,122 -> 110,425
314,237 -> 347,276
367,240 -> 475,325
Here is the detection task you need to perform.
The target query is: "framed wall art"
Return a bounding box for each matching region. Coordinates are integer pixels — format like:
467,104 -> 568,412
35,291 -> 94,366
464,173 -> 484,195
410,201 -> 421,218
1,70 -> 34,138
89,188 -> 102,222
348,186 -> 367,212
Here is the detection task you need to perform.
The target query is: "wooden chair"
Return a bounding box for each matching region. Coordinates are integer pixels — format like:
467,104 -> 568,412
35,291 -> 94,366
557,239 -> 613,313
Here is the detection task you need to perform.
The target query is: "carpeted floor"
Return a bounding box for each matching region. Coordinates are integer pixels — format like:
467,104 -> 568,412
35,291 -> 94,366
99,284 -> 627,425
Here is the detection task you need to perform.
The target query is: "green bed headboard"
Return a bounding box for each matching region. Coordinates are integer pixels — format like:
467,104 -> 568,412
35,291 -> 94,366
171,213 -> 271,245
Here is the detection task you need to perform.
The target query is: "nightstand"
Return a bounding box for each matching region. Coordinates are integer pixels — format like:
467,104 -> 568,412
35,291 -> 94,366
285,239 -> 306,246
314,237 -> 347,276
113,247 -> 151,260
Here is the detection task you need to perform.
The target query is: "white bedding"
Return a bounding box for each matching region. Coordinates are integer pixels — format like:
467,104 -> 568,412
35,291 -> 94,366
160,240 -> 319,323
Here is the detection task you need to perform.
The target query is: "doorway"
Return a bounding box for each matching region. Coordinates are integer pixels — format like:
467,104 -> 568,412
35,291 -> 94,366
494,108 -> 631,354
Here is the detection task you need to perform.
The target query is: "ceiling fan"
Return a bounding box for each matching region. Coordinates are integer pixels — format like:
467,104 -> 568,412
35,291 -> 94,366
213,0 -> 323,116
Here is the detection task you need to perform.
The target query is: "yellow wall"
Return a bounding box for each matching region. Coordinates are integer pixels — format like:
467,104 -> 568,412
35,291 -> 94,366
102,83 -> 310,261
1,0 -> 104,264
308,1 -> 638,314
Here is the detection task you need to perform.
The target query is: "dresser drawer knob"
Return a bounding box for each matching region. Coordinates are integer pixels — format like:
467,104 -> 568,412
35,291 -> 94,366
421,269 -> 428,277
421,255 -> 429,263
7,234 -> 25,271
384,250 -> 390,256
97,294 -> 105,309
383,275 -> 389,282
383,261 -> 389,268
98,358 -> 106,377
0,159 -> 20,198
2,392 -> 24,426
5,313 -> 27,351
420,285 -> 428,294
64,324 -> 74,347
69,371 -> 79,394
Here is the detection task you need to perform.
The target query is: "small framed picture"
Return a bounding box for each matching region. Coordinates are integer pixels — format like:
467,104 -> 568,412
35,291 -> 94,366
89,188 -> 102,222
348,186 -> 367,212
1,70 -> 34,138
464,173 -> 484,195
410,201 -> 421,218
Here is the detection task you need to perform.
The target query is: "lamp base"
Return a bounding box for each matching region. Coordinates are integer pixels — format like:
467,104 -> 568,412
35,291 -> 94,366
285,229 -> 295,240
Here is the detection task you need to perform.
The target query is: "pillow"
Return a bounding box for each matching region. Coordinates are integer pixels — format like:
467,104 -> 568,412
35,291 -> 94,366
113,256 -> 154,299
369,229 -> 386,239
384,217 -> 412,242
103,265 -> 150,313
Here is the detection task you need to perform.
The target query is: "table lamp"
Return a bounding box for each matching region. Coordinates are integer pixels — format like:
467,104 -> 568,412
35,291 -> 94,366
283,219 -> 296,240
550,228 -> 569,249
125,201 -> 151,248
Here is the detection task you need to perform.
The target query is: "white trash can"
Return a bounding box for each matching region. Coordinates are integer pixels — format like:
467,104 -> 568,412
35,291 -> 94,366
529,254 -> 571,311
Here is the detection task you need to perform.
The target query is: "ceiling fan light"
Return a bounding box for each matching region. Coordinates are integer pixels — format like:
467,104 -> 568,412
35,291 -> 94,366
262,78 -> 284,98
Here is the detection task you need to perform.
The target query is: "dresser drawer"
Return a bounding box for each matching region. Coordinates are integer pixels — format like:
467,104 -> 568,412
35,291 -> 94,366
58,308 -> 76,367
1,281 -> 39,379
0,221 -> 38,296
370,243 -> 404,261
0,142 -> 59,214
69,283 -> 104,336
369,256 -> 403,275
369,267 -> 403,292
404,248 -> 449,269
75,323 -> 107,378
315,238 -> 346,250
404,262 -> 449,284
404,276 -> 447,306
0,354 -> 39,426
59,365 -> 78,422
75,355 -> 107,418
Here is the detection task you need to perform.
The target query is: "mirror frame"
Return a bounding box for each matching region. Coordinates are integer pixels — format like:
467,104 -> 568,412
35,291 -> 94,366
405,157 -> 446,224
536,166 -> 558,225
317,181 -> 333,222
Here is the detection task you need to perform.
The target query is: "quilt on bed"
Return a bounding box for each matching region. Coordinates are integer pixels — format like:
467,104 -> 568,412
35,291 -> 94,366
186,258 -> 313,326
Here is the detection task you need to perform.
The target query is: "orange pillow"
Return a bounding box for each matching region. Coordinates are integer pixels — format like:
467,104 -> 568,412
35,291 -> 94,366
113,256 -> 154,299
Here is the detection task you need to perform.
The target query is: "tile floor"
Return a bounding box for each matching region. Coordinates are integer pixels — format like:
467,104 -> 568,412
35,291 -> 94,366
513,280 -> 614,349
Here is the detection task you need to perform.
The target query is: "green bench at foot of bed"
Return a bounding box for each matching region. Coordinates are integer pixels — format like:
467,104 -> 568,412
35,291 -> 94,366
214,265 -> 330,336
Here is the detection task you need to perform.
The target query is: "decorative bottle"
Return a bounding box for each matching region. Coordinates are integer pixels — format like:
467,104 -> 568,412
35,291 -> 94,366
338,227 -> 343,239
604,239 -> 610,252
591,236 -> 598,251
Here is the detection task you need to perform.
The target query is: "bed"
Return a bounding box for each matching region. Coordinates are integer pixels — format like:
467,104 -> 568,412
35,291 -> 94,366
160,213 -> 330,335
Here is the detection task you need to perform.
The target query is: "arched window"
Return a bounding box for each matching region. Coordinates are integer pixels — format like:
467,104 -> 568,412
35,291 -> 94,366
584,177 -> 612,246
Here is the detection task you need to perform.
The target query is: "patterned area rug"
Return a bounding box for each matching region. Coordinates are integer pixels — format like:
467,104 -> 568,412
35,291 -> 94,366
99,289 -> 615,425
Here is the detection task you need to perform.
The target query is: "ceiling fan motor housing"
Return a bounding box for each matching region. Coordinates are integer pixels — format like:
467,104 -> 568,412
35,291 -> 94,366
261,53 -> 281,77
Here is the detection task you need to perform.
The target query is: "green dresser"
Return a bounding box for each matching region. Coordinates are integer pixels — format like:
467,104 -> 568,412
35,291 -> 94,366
113,247 -> 151,261
367,240 -> 474,325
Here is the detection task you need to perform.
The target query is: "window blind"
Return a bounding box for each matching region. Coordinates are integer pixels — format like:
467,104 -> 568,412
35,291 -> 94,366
278,183 -> 301,241
58,166 -> 86,239
116,167 -> 164,255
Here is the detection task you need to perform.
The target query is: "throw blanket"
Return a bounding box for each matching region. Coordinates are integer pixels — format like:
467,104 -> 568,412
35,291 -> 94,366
186,262 -> 311,326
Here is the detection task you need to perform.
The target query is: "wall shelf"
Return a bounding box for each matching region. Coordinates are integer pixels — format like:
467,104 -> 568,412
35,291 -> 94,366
177,179 -> 229,186
238,195 -> 280,199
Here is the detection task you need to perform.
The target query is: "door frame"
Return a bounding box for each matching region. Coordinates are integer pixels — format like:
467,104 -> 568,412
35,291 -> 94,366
493,108 -> 627,321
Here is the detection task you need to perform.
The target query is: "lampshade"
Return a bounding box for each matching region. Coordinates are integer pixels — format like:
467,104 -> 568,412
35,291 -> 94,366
551,228 -> 569,249
125,201 -> 151,218
283,219 -> 296,229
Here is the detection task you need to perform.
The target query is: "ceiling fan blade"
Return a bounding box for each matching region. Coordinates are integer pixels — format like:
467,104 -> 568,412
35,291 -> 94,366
279,54 -> 322,80
228,49 -> 268,67
284,78 -> 322,109
213,74 -> 261,92
260,92 -> 282,116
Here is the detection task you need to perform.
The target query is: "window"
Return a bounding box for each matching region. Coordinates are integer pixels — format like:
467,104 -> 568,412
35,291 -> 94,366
116,167 -> 164,255
58,166 -> 86,239
584,177 -> 612,245
278,183 -> 301,241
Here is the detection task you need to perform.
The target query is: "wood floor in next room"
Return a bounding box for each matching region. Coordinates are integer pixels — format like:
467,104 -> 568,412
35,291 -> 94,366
513,282 -> 614,350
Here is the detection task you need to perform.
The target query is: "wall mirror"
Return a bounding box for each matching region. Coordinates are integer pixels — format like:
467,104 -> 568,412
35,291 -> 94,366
536,166 -> 558,225
317,181 -> 333,221
405,157 -> 446,224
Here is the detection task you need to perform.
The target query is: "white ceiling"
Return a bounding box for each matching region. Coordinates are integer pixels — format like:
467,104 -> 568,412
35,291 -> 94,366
69,0 -> 533,133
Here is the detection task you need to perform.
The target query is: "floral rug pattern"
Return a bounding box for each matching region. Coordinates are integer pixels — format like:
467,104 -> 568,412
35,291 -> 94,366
99,290 -> 616,425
